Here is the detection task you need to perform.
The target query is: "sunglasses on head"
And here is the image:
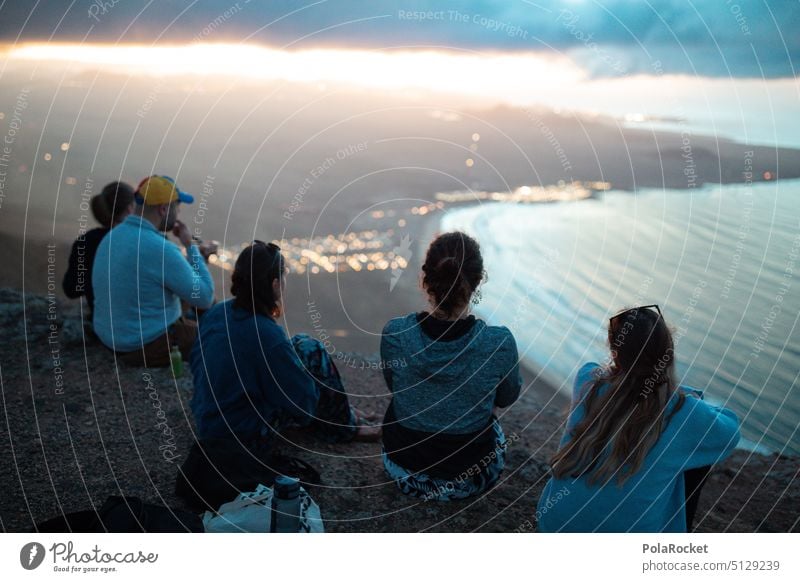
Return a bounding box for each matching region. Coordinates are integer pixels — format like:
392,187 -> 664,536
253,240 -> 281,252
253,239 -> 287,275
609,304 -> 662,324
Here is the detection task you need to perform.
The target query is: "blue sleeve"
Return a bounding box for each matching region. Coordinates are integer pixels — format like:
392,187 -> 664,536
162,242 -> 215,308
494,329 -> 522,408
262,339 -> 319,425
680,397 -> 741,469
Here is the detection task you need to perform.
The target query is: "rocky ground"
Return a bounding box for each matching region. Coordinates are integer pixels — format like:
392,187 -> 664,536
0,288 -> 797,532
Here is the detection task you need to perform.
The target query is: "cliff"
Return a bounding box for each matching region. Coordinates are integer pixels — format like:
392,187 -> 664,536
0,288 -> 797,532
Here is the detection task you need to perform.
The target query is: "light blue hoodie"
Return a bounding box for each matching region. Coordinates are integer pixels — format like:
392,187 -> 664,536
537,362 -> 740,533
92,215 -> 214,352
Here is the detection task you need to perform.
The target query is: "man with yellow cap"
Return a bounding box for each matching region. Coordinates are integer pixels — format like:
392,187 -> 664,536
92,175 -> 216,367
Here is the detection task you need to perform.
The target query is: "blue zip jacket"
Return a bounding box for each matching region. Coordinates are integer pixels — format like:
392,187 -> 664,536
537,362 -> 740,532
190,300 -> 318,441
92,215 -> 214,352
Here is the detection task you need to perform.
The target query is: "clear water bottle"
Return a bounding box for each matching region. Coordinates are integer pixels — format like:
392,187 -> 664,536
270,476 -> 301,533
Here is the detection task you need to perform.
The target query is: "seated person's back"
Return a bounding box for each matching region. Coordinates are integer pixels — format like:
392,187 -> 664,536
92,175 -> 214,366
382,312 -> 519,434
190,241 -> 377,448
381,232 -> 521,500
537,306 -> 740,532
62,181 -> 134,314
190,298 -> 318,442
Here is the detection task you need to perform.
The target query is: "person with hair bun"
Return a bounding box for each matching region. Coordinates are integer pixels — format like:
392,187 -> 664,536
62,181 -> 135,315
380,231 -> 522,500
190,241 -> 380,454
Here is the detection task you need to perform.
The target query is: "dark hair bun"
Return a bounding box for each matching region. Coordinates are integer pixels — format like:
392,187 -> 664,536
91,181 -> 135,228
422,232 -> 484,316
436,256 -> 461,277
90,195 -> 114,229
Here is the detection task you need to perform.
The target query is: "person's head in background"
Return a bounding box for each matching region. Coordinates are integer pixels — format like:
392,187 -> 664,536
421,232 -> 485,320
90,181 -> 135,229
550,305 -> 684,485
134,175 -> 194,232
231,241 -> 287,319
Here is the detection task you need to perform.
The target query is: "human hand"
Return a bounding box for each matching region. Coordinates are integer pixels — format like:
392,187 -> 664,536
679,386 -> 704,399
198,240 -> 218,260
172,220 -> 193,248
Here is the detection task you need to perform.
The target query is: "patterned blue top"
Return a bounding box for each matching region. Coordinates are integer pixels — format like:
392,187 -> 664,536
380,313 -> 521,434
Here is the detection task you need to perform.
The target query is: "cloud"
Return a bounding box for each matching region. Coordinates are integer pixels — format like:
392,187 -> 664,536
0,0 -> 797,78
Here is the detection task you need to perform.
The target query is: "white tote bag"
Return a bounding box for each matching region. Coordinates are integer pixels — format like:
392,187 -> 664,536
203,483 -> 324,533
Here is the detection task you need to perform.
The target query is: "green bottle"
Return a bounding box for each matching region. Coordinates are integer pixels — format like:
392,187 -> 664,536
170,345 -> 183,378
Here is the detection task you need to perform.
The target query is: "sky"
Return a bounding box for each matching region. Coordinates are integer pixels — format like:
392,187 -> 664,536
0,0 -> 797,78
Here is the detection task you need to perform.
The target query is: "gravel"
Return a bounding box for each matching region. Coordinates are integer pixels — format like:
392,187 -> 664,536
1,288 -> 797,533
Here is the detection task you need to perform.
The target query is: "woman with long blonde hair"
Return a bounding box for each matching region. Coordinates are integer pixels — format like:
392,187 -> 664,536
537,305 -> 740,532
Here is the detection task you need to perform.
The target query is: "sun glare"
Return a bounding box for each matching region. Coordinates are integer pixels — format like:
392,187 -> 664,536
3,42 -> 585,104
3,42 -> 796,121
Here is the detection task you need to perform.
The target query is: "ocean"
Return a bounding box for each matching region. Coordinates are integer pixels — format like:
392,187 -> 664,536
441,180 -> 800,455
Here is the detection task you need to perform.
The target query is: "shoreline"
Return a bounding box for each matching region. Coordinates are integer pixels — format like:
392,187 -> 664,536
419,205 -> 768,452
1,179 -> 795,457
431,184 -> 800,458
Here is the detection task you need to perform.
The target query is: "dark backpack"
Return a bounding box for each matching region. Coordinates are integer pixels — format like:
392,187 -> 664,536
35,496 -> 203,532
174,438 -> 321,512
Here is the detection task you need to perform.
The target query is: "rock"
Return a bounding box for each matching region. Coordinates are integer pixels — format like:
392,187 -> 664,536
60,318 -> 87,346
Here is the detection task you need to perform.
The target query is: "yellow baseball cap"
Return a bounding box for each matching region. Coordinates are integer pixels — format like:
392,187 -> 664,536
135,175 -> 194,205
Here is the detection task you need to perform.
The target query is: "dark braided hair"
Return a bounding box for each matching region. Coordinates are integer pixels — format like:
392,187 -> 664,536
231,241 -> 285,317
421,232 -> 484,317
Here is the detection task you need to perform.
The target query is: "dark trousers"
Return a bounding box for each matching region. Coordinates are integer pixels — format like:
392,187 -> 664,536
684,466 -> 711,532
117,317 -> 197,368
